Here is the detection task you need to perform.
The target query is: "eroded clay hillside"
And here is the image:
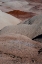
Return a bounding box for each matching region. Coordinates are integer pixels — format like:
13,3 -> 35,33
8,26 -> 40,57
0,0 -> 42,20
0,0 -> 42,64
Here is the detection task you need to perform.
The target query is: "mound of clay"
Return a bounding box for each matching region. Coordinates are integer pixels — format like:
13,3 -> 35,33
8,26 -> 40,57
0,10 -> 21,30
0,24 -> 42,42
0,24 -> 37,38
19,14 -> 42,42
0,34 -> 42,64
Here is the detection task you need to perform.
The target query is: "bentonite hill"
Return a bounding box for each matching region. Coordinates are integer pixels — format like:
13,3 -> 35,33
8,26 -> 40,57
0,0 -> 42,64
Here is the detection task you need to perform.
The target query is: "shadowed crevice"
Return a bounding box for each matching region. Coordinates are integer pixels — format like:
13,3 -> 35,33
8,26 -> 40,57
38,48 -> 42,54
32,34 -> 42,43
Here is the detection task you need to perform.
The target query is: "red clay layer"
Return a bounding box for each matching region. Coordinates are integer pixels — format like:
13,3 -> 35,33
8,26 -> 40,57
7,10 -> 36,20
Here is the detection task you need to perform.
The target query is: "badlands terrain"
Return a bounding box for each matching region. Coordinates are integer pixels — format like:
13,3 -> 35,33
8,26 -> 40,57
0,0 -> 42,64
